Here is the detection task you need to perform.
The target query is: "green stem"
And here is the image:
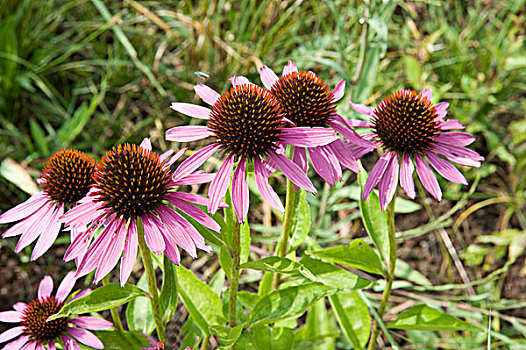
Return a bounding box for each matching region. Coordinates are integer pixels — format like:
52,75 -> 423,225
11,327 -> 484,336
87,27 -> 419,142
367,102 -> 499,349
368,197 -> 397,350
229,218 -> 241,327
102,276 -> 123,331
272,177 -> 295,290
137,219 -> 165,341
200,334 -> 210,350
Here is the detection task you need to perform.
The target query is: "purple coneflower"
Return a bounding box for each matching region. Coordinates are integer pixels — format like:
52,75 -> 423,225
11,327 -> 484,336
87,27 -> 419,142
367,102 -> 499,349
259,60 -> 373,185
0,272 -> 112,350
348,89 -> 484,210
166,76 -> 339,222
0,150 -> 95,261
60,139 -> 217,285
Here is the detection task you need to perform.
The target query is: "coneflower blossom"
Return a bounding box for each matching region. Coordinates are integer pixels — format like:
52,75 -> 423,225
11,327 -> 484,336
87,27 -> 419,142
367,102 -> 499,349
166,76 -> 340,222
259,60 -> 374,185
347,89 -> 484,210
0,272 -> 112,349
61,139 -> 217,285
0,149 -> 95,260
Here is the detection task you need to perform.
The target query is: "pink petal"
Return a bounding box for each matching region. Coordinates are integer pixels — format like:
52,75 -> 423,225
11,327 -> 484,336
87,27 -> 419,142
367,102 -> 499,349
48,341 -> 56,350
400,154 -> 416,199
38,275 -> 53,300
232,158 -> 249,223
432,143 -> 484,166
166,192 -> 210,207
163,233 -> 181,265
362,151 -> 393,201
163,208 -> 210,252
283,60 -> 298,76
35,343 -> 44,350
165,125 -> 213,142
3,334 -> 30,350
328,140 -> 359,173
378,153 -> 399,211
142,214 -> 166,254
68,290 -> 91,304
11,202 -> 55,250
267,151 -> 316,193
139,138 -> 152,151
439,119 -> 465,130
329,115 -> 375,148
155,207 -> 196,257
194,84 -> 220,106
292,147 -> 307,173
415,153 -> 442,201
172,171 -> 216,185
419,88 -> 432,102
0,311 -> 22,323
64,226 -> 97,262
0,192 -> 47,224
20,340 -> 37,350
56,271 -> 77,303
61,335 -> 80,350
69,316 -> 112,330
433,102 -> 449,120
94,220 -> 127,283
254,158 -> 284,212
67,327 -> 104,349
230,76 -> 250,87
76,220 -> 118,278
31,204 -> 64,260
349,100 -> 375,116
345,119 -> 374,128
332,80 -> 345,102
167,196 -> 221,232
434,132 -> 475,146
170,102 -> 211,120
309,146 -> 341,186
260,65 -> 279,90
279,127 -> 338,147
424,150 -> 467,185
0,326 -> 26,343
120,223 -> 138,286
208,155 -> 234,214
172,144 -> 220,181
13,303 -> 27,313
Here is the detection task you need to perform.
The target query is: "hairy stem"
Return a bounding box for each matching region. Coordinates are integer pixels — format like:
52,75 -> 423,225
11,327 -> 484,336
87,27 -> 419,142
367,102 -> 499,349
229,218 -> 241,327
102,276 -> 123,331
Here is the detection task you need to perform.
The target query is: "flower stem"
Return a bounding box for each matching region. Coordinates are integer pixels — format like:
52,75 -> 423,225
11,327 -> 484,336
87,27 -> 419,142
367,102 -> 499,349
229,218 -> 241,327
272,177 -> 295,290
200,334 -> 210,350
102,276 -> 123,331
368,197 -> 397,350
137,218 -> 165,341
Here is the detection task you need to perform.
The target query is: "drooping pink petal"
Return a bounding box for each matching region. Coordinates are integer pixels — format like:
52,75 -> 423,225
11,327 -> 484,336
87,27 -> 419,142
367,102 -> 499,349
167,196 -> 221,232
165,126 -> 213,143
362,151 -> 393,201
76,220 -> 118,278
120,223 -> 138,286
67,327 -> 104,349
20,340 -> 37,350
35,342 -> 44,350
31,204 -> 64,260
170,102 -> 211,120
60,200 -> 104,229
69,316 -> 112,330
1,214 -> 36,238
194,84 -> 220,106
139,138 -> 152,151
11,202 -> 55,249
208,155 -> 234,214
38,275 -> 53,301
432,143 -> 484,166
0,311 -> 22,323
254,158 -> 284,212
292,147 -> 307,173
94,220 -> 127,284
332,80 -> 346,102
424,150 -> 467,185
345,119 -> 374,128
260,66 -> 279,90
56,271 -> 77,304
434,132 -> 475,146
439,119 -> 465,130
433,102 -> 449,121
13,303 -> 27,313
232,158 -> 249,222
283,60 -> 298,76
230,76 -> 250,87
61,335 -> 80,350
419,88 -> 432,102
378,153 -> 399,210
0,326 -> 26,343
0,192 -> 47,224
48,341 -> 56,350
267,151 -> 316,193
279,127 -> 338,147
172,171 -> 216,185
349,100 -> 375,116
155,207 -> 196,257
166,209 -> 211,252
172,144 -> 220,181
415,153 -> 442,201
64,226 -> 97,263
400,154 -> 416,199
142,214 -> 166,254
166,192 -> 210,207
163,234 -> 181,265
329,115 -> 375,148
328,140 -> 359,173
68,290 -> 91,304
3,334 -> 30,350
309,146 -> 341,186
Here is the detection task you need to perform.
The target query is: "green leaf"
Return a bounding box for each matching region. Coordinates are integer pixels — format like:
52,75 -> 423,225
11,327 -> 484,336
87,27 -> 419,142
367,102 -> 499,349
176,265 -> 226,335
387,304 -> 482,331
211,324 -> 244,348
57,102 -> 92,148
288,189 -> 311,253
0,158 -> 39,195
240,221 -> 251,264
49,283 -> 147,320
251,283 -> 334,325
303,298 -> 334,350
126,275 -> 154,335
258,272 -> 274,296
160,253 -> 178,320
404,55 -> 420,88
219,245 -> 233,278
92,330 -> 150,349
395,259 -> 432,287
249,326 -> 294,350
329,292 -> 371,348
241,257 -> 303,275
237,291 -> 262,313
300,256 -> 371,290
307,239 -> 384,276
29,118 -> 49,156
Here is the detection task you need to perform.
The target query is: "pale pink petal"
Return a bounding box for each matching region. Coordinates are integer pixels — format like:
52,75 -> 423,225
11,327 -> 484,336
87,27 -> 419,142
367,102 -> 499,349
345,119 -> 374,128
194,84 -> 220,106
12,302 -> 27,313
155,207 -> 196,257
172,171 -> 216,185
283,60 -> 298,76
415,153 -> 442,201
64,226 -> 97,262
3,334 -> 30,350
439,119 -> 465,130
67,327 -> 104,349
332,80 -> 345,102
279,127 -> 338,147
139,138 -> 152,150
419,88 -> 432,102
232,158 -> 249,223
0,311 -> 23,323
12,202 -> 55,249
120,223 -> 138,286
254,158 -> 284,212
378,153 -> 399,210
31,204 -> 64,260
434,132 -> 475,146
267,151 -> 316,193
208,155 -> 234,214
400,154 -> 416,199
309,146 -> 341,186
94,220 -> 127,283
166,192 -> 210,207
62,335 -> 80,350
433,102 -> 449,120
56,271 -> 77,303
362,151 -> 393,201
167,196 -> 221,232
432,143 -> 484,165
230,76 -> 250,87
163,234 -> 181,265
292,147 -> 307,173
0,326 -> 25,343
38,275 -> 53,300
349,100 -> 375,116
20,340 -> 37,350
329,115 -> 375,148
165,125 -> 213,142
425,150 -> 467,185
172,144 -> 220,181
170,102 -> 211,120
69,316 -> 112,330
142,214 -> 166,254
259,65 -> 279,90
0,192 -> 47,224
166,209 -> 211,252
76,220 -> 118,278
328,140 -> 359,173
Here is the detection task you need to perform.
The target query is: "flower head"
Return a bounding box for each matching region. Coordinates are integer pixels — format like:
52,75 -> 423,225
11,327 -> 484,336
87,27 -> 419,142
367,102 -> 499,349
0,149 -> 95,260
348,89 -> 484,210
167,76 -> 340,222
259,60 -> 373,185
61,139 -> 217,285
0,272 -> 112,349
